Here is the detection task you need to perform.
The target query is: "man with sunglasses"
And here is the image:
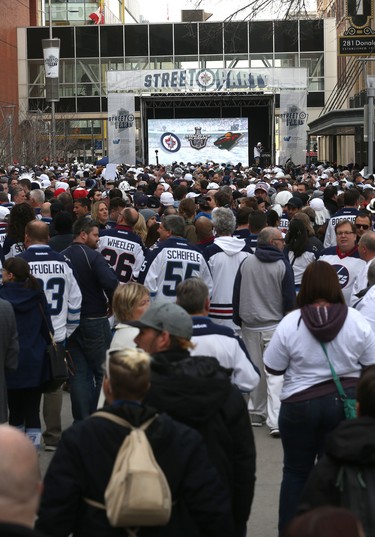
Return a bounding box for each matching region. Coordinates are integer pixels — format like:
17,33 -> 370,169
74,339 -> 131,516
355,212 -> 372,242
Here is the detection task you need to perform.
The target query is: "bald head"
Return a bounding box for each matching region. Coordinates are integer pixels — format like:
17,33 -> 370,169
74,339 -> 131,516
195,216 -> 213,242
0,426 -> 42,527
24,220 -> 49,246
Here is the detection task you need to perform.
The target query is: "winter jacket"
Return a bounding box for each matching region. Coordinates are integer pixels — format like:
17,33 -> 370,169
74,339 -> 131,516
144,350 -> 256,536
36,403 -> 234,537
0,282 -> 52,389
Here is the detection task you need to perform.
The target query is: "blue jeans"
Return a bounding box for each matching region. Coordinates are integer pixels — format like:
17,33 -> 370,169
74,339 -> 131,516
278,388 -> 355,533
67,317 -> 112,421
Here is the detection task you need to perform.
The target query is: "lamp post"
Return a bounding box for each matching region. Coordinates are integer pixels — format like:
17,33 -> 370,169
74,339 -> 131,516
155,149 -> 159,166
367,75 -> 375,176
42,0 -> 60,164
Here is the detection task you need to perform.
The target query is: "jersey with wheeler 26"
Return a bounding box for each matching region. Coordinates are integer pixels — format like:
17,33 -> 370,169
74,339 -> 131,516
98,226 -> 145,284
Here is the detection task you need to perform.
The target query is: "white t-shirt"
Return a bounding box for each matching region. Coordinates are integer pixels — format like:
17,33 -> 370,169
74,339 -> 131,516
264,307 -> 375,400
355,286 -> 375,332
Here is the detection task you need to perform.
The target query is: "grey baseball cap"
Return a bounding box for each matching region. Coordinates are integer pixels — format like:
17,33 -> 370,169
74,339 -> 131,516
130,301 -> 192,340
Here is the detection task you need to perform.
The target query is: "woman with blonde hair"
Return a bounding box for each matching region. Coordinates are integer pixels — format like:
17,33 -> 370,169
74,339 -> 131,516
91,200 -> 109,229
132,212 -> 147,244
111,282 -> 150,349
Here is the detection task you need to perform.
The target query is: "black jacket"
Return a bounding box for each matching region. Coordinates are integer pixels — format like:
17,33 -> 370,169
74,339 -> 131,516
144,350 -> 256,535
300,417 -> 375,509
0,523 -> 46,537
36,403 -> 233,537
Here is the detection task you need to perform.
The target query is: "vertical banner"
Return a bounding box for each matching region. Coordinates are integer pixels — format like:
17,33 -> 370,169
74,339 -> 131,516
42,38 -> 60,102
108,93 -> 136,164
279,90 -> 308,166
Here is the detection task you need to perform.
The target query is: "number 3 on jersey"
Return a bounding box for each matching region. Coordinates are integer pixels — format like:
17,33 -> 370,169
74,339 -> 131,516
163,261 -> 200,296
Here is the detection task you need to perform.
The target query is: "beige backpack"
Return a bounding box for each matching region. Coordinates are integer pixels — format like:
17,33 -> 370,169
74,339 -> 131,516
85,412 -> 172,533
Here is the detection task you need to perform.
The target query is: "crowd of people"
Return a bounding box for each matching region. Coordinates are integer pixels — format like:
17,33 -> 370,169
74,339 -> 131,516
0,158 -> 375,536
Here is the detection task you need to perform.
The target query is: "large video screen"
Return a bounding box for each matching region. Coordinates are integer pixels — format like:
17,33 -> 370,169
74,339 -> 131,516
147,118 -> 249,165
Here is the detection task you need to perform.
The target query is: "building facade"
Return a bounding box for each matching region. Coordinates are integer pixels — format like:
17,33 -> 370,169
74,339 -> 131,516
17,18 -> 336,164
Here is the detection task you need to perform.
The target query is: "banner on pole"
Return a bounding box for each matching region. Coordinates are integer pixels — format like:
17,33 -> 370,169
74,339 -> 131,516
279,90 -> 308,166
108,93 -> 136,165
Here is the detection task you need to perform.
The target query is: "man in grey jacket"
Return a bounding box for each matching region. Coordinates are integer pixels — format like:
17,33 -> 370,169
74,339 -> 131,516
233,227 -> 295,436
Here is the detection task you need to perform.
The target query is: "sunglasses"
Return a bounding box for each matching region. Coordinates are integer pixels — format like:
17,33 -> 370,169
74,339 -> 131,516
355,224 -> 370,230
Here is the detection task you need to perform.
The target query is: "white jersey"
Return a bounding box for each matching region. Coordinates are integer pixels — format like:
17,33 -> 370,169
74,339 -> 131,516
191,316 -> 260,393
318,247 -> 365,305
18,245 -> 82,343
138,236 -> 213,301
98,226 -> 145,284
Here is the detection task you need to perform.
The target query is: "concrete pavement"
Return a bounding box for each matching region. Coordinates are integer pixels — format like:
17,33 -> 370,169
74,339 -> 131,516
39,392 -> 283,537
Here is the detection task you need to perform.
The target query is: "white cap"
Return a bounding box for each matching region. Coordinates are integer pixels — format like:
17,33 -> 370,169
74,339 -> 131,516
0,206 -> 10,221
207,182 -> 220,190
160,192 -> 175,206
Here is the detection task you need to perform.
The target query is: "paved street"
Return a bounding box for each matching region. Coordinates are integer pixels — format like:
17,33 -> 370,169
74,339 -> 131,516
39,392 -> 283,537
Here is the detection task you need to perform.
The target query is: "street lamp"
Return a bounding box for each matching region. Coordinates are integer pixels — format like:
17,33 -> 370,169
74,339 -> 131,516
367,75 -> 375,175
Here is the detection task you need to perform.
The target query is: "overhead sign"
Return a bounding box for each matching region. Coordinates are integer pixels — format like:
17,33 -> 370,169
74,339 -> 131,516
107,68 -> 307,94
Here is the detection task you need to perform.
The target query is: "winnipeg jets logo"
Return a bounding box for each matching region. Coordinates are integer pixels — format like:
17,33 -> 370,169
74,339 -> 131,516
196,69 -> 215,89
333,264 -> 349,288
160,132 -> 181,153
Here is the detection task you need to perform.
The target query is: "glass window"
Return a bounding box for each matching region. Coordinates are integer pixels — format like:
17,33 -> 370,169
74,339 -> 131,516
199,23 -> 223,55
224,22 -> 248,54
300,20 -> 323,51
308,78 -> 324,92
199,56 -> 224,69
274,53 -> 299,68
28,61 -> 44,85
299,53 -> 324,78
174,56 -> 198,69
249,22 -> 273,53
60,59 -> 75,85
76,60 -> 100,97
27,28 -> 49,59
52,27 -> 74,58
56,98 -> 76,113
76,27 -> 99,57
149,58 -> 174,69
174,23 -> 198,55
125,25 -> 148,57
124,58 -> 149,70
150,25 -> 173,56
249,54 -> 274,68
307,93 -> 324,107
224,55 -> 249,69
100,26 -> 124,57
77,97 -> 101,112
274,21 -> 298,52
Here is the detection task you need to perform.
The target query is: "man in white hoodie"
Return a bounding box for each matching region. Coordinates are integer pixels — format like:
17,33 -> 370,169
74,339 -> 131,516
204,207 -> 253,331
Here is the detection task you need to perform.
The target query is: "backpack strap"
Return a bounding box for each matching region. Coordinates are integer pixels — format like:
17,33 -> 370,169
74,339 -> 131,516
91,411 -> 157,432
83,412 -> 158,511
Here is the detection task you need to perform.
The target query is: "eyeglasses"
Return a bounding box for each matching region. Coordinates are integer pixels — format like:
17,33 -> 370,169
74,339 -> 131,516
355,224 -> 370,230
336,231 -> 355,236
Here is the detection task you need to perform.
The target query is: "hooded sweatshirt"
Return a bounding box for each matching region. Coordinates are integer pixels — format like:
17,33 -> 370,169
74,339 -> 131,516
204,236 -> 253,329
0,282 -> 52,388
233,243 -> 295,329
